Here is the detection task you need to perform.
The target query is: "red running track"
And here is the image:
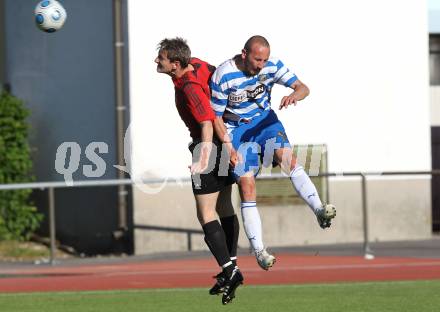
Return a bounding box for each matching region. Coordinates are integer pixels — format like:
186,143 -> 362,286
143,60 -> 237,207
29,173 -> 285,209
1,254 -> 440,293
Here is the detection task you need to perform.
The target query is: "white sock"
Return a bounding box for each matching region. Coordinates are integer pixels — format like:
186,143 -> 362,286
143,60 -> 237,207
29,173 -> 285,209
240,201 -> 264,252
289,165 -> 323,213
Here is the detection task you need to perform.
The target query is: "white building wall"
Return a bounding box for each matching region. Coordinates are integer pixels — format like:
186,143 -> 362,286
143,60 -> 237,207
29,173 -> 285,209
128,0 -> 430,176
127,0 -> 432,254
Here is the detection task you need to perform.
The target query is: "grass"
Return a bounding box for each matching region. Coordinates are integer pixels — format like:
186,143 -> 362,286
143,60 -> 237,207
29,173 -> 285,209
0,240 -> 72,262
0,280 -> 439,312
0,241 -> 48,261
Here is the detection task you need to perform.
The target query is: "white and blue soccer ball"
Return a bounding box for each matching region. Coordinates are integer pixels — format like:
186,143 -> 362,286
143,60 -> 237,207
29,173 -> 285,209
34,0 -> 67,33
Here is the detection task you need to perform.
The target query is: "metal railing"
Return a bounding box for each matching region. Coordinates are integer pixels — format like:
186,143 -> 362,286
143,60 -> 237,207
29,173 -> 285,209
0,179 -> 133,265
134,224 -> 203,252
0,178 -> 202,264
1,170 -> 439,265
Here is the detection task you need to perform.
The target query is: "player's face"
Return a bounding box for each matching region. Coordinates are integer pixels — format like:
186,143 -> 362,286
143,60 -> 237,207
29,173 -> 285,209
243,44 -> 270,76
155,50 -> 175,74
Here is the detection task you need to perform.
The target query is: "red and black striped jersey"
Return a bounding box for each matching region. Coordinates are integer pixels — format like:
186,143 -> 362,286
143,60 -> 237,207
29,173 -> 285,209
173,58 -> 216,140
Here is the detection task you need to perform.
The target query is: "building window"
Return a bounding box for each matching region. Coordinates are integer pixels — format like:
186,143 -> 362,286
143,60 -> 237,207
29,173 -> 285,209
256,144 -> 328,206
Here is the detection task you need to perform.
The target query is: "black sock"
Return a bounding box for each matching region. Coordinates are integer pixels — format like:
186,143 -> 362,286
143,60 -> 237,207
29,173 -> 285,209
203,220 -> 232,271
220,214 -> 239,266
223,263 -> 234,277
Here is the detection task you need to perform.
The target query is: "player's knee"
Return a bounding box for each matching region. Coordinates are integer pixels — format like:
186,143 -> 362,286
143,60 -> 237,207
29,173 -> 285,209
289,157 -> 297,171
238,178 -> 256,200
197,208 -> 217,225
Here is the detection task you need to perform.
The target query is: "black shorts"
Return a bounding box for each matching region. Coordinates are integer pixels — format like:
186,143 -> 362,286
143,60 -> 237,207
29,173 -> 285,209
188,138 -> 235,195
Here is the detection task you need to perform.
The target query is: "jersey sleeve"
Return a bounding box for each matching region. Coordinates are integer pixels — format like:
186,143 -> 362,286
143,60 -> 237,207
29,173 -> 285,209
209,71 -> 228,117
271,58 -> 298,87
181,82 -> 215,123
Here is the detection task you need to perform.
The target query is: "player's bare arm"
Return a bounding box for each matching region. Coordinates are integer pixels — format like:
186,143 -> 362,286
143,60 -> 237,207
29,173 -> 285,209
279,79 -> 310,110
190,120 -> 213,174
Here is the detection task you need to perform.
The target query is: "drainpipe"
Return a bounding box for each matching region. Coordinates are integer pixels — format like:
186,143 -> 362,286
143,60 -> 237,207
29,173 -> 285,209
113,0 -> 128,234
0,0 -> 6,89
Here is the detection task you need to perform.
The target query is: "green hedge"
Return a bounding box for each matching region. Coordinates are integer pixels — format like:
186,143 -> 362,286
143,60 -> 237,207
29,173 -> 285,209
0,90 -> 42,241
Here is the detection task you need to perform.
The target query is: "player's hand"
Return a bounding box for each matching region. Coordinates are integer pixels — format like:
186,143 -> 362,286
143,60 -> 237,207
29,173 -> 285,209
190,160 -> 208,174
229,148 -> 243,167
190,151 -> 210,174
279,93 -> 298,110
190,143 -> 211,174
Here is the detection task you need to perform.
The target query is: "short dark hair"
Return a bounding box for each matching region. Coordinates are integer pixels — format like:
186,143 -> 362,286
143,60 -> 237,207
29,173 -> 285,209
244,35 -> 270,53
157,37 -> 191,68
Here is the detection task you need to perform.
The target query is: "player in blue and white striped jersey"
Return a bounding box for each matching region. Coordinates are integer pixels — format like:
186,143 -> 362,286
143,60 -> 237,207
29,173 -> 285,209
211,35 -> 337,271
211,55 -> 297,129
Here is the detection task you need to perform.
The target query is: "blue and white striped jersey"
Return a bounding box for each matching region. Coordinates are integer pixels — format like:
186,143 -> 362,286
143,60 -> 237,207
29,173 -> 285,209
210,56 -> 297,129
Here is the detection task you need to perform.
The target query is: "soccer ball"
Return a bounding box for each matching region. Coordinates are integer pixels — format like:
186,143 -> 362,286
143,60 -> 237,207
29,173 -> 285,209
34,0 -> 67,33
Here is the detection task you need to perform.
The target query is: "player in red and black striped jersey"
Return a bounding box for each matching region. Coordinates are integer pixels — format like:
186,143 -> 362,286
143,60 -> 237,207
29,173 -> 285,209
155,38 -> 243,305
172,57 -> 216,140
